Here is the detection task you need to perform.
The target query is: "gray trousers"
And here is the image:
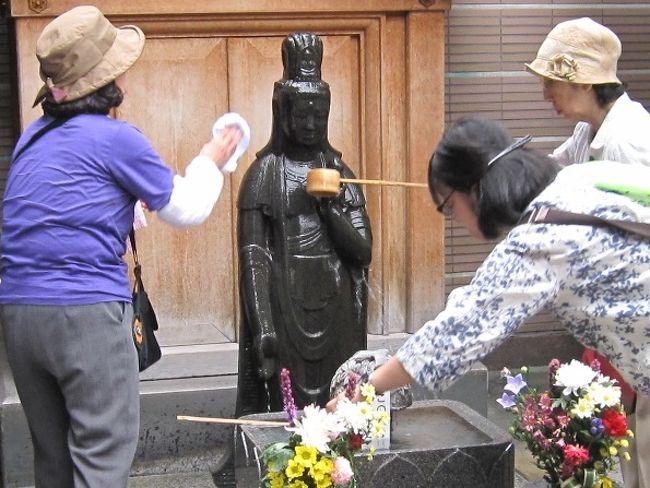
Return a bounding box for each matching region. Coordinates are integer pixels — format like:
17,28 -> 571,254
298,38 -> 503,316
1,302 -> 140,488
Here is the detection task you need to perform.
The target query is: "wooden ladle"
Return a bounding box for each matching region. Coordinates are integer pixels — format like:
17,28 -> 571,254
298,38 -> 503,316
306,168 -> 428,197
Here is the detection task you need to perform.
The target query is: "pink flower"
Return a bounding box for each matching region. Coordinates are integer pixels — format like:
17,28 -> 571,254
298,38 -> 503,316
331,457 -> 354,485
532,430 -> 551,450
345,371 -> 360,399
563,444 -> 590,467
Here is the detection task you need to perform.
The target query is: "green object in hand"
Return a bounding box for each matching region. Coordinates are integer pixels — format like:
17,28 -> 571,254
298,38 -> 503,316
595,182 -> 650,207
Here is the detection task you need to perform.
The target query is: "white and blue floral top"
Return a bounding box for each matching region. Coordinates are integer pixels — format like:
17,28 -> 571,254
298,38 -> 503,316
396,161 -> 650,395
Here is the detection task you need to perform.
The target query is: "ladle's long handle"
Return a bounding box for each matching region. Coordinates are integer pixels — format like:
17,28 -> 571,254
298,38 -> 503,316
340,177 -> 427,188
177,415 -> 289,427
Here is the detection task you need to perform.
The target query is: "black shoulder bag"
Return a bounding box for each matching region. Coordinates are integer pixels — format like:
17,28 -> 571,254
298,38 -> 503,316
129,229 -> 162,371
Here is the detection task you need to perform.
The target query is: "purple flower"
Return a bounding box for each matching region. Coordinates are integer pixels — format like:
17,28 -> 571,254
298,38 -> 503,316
280,368 -> 297,425
590,417 -> 604,436
497,392 -> 517,409
504,374 -> 527,395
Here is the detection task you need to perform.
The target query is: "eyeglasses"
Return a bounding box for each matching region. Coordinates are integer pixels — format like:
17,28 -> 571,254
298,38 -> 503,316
436,189 -> 455,217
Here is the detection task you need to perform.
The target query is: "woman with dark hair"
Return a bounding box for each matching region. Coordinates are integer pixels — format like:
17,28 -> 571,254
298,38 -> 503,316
329,117 -> 650,486
0,6 -> 242,487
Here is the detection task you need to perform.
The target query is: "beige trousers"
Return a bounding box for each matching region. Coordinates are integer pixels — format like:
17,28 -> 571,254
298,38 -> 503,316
621,395 -> 650,488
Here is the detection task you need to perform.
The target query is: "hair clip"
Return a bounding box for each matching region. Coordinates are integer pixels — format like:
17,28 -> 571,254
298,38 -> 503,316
487,134 -> 533,167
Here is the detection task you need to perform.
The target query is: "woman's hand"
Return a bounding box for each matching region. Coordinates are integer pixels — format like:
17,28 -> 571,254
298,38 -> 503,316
201,126 -> 242,170
326,387 -> 364,412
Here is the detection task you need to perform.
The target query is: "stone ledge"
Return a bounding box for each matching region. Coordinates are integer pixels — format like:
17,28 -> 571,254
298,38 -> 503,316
0,334 -> 488,487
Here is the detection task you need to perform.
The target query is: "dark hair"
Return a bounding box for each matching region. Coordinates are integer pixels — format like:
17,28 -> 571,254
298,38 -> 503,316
41,81 -> 124,118
593,82 -> 626,108
428,117 -> 560,239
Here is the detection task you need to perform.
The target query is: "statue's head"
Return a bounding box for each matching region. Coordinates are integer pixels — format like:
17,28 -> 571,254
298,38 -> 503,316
259,32 -> 340,159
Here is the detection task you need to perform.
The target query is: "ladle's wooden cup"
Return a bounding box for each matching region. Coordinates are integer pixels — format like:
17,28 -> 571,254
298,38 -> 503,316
306,168 -> 428,197
306,168 -> 343,197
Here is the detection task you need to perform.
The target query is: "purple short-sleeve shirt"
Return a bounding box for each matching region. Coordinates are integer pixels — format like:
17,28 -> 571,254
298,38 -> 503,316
0,114 -> 174,305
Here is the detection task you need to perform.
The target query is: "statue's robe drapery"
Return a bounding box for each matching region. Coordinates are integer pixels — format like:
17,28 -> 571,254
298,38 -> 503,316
236,151 -> 370,415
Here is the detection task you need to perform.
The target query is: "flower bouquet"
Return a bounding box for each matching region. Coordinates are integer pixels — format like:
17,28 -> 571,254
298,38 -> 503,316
260,368 -> 389,488
497,359 -> 634,488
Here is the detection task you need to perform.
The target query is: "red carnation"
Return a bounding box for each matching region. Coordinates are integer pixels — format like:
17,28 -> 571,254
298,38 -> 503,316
602,409 -> 628,437
348,434 -> 363,450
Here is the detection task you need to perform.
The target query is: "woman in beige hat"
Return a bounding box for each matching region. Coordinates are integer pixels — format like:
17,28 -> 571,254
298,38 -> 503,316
0,6 -> 243,487
527,17 -> 650,488
527,17 -> 650,166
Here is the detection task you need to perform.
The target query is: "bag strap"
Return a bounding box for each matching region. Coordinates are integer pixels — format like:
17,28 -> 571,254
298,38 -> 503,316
129,228 -> 144,292
521,206 -> 650,239
129,228 -> 140,267
11,117 -> 71,163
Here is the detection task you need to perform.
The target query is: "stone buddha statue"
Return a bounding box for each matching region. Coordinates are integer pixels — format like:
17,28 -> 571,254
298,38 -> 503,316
236,32 -> 372,415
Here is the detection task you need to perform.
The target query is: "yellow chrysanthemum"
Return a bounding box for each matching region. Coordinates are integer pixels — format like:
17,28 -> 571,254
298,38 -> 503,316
288,480 -> 309,488
571,397 -> 596,418
618,439 -> 629,448
627,430 -> 635,438
285,458 -> 305,479
595,476 -> 613,488
359,403 -> 372,418
360,383 -> 376,403
310,459 -> 332,480
609,446 -> 618,457
623,452 -> 631,461
268,471 -> 286,488
315,475 -> 333,488
318,457 -> 334,474
367,446 -> 376,461
372,421 -> 386,438
294,445 -> 318,467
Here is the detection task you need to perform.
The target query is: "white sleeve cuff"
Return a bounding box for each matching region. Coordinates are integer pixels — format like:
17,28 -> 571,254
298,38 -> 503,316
157,155 -> 224,228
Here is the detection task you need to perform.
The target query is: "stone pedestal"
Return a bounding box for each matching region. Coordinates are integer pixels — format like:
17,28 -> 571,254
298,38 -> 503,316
235,399 -> 514,488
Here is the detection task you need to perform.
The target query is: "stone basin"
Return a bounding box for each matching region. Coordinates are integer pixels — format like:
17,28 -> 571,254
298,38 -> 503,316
235,399 -> 514,487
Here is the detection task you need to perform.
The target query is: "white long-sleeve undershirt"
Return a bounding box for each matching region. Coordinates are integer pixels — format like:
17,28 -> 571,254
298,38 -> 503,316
157,155 -> 225,228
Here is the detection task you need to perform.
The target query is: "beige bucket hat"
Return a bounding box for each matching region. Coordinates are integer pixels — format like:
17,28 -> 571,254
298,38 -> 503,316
33,5 -> 145,107
525,17 -> 621,85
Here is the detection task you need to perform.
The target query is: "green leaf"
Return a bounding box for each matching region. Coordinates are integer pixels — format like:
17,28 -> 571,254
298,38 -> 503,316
260,442 -> 293,472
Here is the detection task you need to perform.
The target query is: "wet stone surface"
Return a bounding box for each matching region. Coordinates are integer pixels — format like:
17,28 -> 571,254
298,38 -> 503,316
236,400 -> 515,488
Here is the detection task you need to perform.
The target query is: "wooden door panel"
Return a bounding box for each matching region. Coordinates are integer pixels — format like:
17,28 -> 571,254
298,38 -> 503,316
118,37 -> 236,345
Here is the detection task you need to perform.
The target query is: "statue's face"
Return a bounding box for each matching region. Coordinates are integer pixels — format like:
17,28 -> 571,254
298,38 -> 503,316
286,95 -> 329,146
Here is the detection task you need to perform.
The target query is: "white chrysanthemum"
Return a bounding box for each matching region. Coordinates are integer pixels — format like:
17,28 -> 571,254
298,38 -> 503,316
335,398 -> 370,434
571,396 -> 596,419
287,404 -> 344,453
587,382 -> 622,408
554,359 -> 597,396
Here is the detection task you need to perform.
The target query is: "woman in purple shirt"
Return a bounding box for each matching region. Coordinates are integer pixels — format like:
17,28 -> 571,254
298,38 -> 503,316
0,6 -> 241,487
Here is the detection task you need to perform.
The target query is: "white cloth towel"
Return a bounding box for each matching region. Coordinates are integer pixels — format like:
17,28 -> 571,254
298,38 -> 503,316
212,112 -> 251,173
